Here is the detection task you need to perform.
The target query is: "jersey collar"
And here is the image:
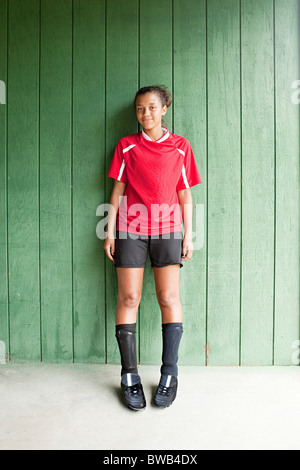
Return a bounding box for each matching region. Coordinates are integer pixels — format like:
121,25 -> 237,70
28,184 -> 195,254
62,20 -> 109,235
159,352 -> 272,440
142,126 -> 170,143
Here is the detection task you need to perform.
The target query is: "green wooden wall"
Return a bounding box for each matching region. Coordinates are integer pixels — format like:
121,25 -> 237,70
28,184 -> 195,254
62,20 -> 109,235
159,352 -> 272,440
0,0 -> 299,366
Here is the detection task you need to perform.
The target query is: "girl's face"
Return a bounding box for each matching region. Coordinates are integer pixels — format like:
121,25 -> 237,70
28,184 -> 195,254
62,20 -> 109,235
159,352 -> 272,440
135,92 -> 167,130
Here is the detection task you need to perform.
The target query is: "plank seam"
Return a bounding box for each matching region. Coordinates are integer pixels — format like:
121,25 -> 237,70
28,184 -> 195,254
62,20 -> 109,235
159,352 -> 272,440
172,0 -> 174,134
38,0 -> 42,361
239,0 -> 242,366
137,0 -> 140,365
205,0 -> 208,366
71,0 -> 75,363
104,0 -> 108,365
6,0 -> 10,362
272,0 -> 277,366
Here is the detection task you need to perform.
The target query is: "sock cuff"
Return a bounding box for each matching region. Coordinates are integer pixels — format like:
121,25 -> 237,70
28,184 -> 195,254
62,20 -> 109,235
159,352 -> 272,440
116,323 -> 136,334
162,322 -> 183,332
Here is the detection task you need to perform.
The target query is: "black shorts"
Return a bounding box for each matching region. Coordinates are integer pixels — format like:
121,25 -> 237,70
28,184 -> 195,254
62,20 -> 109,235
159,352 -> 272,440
113,231 -> 184,269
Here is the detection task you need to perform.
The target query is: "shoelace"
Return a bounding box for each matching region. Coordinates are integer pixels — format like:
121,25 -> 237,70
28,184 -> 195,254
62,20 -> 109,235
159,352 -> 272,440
158,384 -> 171,396
128,384 -> 141,396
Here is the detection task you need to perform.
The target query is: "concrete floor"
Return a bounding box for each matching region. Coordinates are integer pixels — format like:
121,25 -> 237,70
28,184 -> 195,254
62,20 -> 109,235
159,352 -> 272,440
0,363 -> 300,450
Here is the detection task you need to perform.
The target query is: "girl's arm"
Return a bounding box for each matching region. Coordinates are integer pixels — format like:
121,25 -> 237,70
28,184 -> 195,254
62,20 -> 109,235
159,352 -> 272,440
177,188 -> 194,261
106,180 -> 126,237
104,180 -> 126,261
177,188 -> 193,238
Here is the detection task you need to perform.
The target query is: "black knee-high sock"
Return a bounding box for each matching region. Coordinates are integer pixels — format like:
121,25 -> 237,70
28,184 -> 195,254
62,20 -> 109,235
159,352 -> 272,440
161,323 -> 183,377
115,323 -> 138,377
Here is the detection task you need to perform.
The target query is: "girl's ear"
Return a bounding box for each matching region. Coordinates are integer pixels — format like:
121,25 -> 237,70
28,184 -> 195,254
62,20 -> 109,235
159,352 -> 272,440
162,105 -> 167,116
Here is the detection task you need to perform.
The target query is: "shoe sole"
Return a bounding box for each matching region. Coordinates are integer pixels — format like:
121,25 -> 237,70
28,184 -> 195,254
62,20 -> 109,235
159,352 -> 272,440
125,401 -> 146,411
154,397 -> 176,408
154,390 -> 177,408
127,405 -> 146,412
123,396 -> 147,411
154,402 -> 174,408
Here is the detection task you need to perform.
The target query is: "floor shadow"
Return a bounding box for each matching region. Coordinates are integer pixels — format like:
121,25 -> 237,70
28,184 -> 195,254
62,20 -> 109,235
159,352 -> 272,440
150,384 -> 159,408
109,384 -> 124,407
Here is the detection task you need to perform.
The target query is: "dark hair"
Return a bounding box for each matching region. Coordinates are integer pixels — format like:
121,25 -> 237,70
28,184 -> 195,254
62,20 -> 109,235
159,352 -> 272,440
133,85 -> 172,109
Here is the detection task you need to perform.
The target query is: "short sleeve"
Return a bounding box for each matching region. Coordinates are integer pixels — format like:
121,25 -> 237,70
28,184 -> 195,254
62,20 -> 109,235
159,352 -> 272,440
107,139 -> 128,184
176,140 -> 202,191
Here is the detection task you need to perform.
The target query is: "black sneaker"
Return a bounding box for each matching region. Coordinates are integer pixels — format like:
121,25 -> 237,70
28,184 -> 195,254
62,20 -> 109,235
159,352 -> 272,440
120,373 -> 146,411
154,375 -> 178,408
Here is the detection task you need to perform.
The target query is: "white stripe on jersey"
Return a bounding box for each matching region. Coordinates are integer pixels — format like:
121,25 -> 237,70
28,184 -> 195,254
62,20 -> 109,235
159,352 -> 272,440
176,148 -> 185,156
175,147 -> 189,189
182,164 -> 190,189
123,144 -> 136,153
117,144 -> 136,181
118,159 -> 126,181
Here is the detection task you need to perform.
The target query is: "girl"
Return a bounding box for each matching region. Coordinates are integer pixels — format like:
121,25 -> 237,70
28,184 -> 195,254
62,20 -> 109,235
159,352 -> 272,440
104,85 -> 202,411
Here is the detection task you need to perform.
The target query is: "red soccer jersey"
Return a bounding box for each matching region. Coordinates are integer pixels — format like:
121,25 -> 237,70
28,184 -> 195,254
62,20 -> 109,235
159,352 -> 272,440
107,127 -> 202,236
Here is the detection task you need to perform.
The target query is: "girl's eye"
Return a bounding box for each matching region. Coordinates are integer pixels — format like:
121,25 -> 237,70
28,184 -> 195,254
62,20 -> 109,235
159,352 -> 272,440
137,107 -> 156,111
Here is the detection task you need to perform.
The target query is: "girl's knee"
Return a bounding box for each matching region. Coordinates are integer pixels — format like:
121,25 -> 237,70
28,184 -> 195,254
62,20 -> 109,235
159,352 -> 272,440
157,290 -> 179,308
119,291 -> 141,309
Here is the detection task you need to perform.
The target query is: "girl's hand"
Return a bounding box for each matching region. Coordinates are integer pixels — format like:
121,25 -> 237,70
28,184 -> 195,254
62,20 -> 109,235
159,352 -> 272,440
104,236 -> 115,262
182,236 -> 193,261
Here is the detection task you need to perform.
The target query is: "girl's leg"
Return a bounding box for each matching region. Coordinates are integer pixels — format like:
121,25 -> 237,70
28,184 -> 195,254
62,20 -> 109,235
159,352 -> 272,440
153,264 -> 183,376
115,267 -> 143,376
115,267 -> 146,410
153,264 -> 183,406
115,267 -> 144,325
153,264 -> 182,324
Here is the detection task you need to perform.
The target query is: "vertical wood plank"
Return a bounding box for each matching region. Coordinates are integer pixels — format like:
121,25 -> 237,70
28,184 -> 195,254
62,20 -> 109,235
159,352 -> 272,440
0,0 -> 9,359
207,0 -> 241,365
72,0 -> 106,363
173,0 -> 207,365
241,0 -> 275,365
274,0 -> 300,365
8,0 -> 40,360
40,0 -> 73,361
106,0 -> 139,364
139,0 -> 173,366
